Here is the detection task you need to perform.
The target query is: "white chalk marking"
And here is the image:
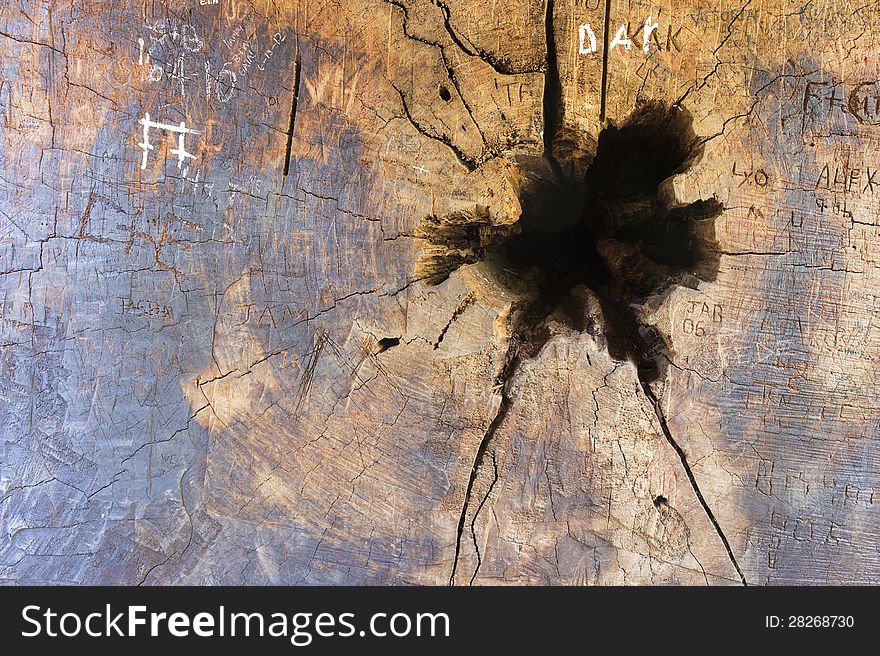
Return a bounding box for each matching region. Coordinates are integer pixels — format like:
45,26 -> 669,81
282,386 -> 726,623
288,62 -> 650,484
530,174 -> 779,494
609,24 -> 633,52
643,16 -> 659,54
137,113 -> 200,170
578,23 -> 597,54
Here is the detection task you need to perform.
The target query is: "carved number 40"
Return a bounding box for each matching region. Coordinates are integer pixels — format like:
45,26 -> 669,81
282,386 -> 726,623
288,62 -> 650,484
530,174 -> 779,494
682,319 -> 706,336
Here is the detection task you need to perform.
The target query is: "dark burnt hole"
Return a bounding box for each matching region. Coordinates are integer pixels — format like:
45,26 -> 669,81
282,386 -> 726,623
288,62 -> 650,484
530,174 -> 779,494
654,494 -> 669,509
418,102 -> 722,383
499,103 -> 722,381
438,85 -> 452,102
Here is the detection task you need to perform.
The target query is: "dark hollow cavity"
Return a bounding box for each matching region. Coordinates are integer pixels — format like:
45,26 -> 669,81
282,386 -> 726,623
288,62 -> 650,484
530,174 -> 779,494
418,102 -> 722,383
376,336 -> 400,353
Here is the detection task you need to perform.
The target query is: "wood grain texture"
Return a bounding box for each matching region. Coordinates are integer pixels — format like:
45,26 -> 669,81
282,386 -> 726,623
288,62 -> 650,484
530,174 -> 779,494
0,0 -> 877,585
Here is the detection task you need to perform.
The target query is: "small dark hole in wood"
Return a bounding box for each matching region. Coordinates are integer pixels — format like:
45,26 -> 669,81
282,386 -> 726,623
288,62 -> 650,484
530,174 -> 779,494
376,337 -> 400,353
438,85 -> 452,102
654,495 -> 668,509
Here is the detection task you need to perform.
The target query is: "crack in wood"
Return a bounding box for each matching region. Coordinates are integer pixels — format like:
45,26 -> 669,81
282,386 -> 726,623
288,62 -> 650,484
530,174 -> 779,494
390,81 -> 478,170
429,0 -> 539,76
640,381 -> 749,585
468,450 -> 499,585
282,56 -> 302,178
449,343 -> 519,585
433,293 -> 476,349
599,0 -> 612,122
542,0 -> 563,179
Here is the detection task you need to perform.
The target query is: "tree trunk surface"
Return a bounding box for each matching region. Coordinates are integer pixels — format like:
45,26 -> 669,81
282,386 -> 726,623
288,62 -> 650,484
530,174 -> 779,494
1,0 -> 878,585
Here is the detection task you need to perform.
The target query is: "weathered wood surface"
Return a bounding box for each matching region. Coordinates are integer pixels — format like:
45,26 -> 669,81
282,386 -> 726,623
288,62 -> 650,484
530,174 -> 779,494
0,0 -> 878,585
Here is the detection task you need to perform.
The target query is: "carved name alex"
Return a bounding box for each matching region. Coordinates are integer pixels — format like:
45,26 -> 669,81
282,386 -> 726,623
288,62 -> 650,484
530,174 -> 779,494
579,16 -> 684,55
815,164 -> 879,195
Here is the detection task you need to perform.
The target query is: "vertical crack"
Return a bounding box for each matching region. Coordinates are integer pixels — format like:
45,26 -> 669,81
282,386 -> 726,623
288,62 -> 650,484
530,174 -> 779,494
468,451 -> 499,585
640,381 -> 749,585
599,0 -> 612,122
449,344 -> 519,585
542,0 -> 563,179
282,56 -> 302,178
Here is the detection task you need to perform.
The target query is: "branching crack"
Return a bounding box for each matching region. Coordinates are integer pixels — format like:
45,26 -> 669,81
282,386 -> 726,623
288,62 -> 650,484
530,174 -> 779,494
383,0 -> 504,164
429,0 -> 540,75
389,81 -> 478,170
674,0 -> 756,110
468,450 -> 499,585
449,343 -> 518,585
640,381 -> 749,585
436,51 -> 488,150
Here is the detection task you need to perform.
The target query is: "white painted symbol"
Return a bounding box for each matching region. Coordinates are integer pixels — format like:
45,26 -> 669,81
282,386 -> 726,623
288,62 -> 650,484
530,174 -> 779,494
578,17 -> 664,56
643,16 -> 659,54
578,23 -> 597,54
137,37 -> 146,65
137,113 -> 201,170
609,24 -> 633,52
